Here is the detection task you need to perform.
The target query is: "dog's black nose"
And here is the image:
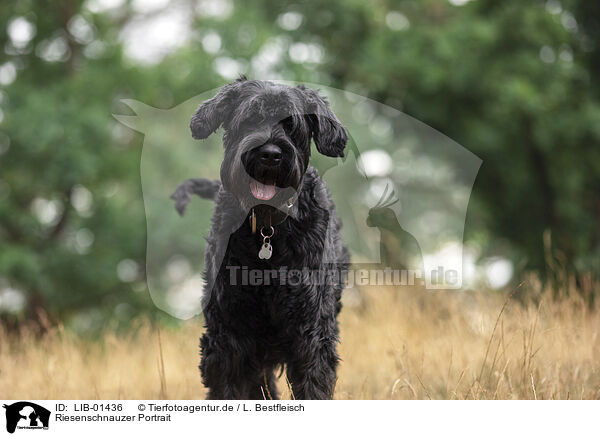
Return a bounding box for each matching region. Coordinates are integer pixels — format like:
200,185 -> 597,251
258,144 -> 282,166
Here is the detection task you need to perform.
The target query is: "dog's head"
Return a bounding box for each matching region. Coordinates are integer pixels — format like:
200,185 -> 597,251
190,77 -> 348,209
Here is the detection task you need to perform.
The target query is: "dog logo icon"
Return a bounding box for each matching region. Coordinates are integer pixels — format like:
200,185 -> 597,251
2,402 -> 50,434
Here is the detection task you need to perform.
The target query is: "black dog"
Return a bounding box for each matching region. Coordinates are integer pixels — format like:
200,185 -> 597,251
172,78 -> 349,400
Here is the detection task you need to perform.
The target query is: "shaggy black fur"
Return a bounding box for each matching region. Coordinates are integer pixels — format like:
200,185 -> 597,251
172,78 -> 350,400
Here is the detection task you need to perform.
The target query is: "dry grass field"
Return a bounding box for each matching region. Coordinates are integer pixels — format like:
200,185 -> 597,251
2,279 -> 600,400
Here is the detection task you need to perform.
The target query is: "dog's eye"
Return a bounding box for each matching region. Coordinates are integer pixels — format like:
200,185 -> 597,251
281,116 -> 295,133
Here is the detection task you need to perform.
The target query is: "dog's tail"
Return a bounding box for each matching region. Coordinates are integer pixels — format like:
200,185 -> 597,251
171,178 -> 221,216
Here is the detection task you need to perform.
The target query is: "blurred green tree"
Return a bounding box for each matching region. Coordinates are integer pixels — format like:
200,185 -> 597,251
1,0 -> 599,331
0,0 -> 155,331
262,0 -> 600,279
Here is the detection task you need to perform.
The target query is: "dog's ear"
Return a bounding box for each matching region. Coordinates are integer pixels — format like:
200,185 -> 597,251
298,85 -> 348,157
190,77 -> 246,139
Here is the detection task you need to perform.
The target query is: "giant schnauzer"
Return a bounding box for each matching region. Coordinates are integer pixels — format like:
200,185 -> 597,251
171,77 -> 350,400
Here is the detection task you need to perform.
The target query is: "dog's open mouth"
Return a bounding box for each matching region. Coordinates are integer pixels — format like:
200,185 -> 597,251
250,180 -> 276,201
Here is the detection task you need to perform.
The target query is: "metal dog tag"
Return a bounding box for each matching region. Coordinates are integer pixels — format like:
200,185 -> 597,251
258,226 -> 274,260
258,242 -> 272,260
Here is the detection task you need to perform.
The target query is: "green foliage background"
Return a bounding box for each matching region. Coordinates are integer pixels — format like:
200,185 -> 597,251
0,0 -> 599,331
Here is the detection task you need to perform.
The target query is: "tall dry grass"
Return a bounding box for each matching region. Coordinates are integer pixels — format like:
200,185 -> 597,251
1,280 -> 599,399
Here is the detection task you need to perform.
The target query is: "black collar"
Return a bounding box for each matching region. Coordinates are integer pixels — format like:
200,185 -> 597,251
249,196 -> 296,233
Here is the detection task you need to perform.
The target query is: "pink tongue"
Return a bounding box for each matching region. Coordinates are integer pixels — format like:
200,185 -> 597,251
250,180 -> 276,200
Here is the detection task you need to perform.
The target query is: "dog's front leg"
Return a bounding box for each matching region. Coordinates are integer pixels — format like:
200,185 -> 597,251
200,331 -> 265,400
286,336 -> 339,400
